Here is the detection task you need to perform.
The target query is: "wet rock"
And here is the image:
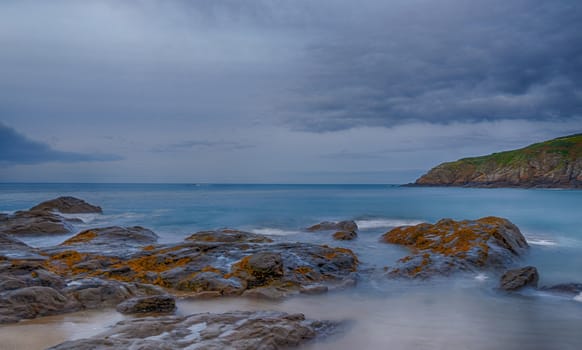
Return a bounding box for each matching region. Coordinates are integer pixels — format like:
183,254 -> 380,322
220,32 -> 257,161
30,196 -> 102,214
0,210 -> 73,235
186,228 -> 273,243
230,252 -> 284,288
381,217 -> 529,278
307,220 -> 358,232
499,266 -> 539,291
333,230 -> 357,240
53,226 -> 159,256
0,233 -> 45,260
540,283 -> 582,296
63,278 -> 165,310
116,295 -> 176,314
48,310 -> 340,350
0,286 -> 69,323
43,239 -> 358,298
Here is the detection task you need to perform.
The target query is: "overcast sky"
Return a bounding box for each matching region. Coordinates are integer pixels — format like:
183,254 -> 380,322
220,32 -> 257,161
1,0 -> 581,183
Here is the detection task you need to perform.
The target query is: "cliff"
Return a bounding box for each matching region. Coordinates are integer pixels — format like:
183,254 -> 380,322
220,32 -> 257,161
414,133 -> 582,188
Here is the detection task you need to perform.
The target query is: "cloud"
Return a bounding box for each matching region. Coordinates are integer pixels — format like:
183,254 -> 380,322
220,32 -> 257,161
0,123 -> 122,164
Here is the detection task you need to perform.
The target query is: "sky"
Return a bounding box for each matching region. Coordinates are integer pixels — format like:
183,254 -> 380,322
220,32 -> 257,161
1,0 -> 581,184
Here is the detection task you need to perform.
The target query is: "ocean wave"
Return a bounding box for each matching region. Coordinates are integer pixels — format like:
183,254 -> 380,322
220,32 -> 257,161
474,273 -> 489,281
250,228 -> 301,236
60,213 -> 102,224
527,238 -> 558,246
574,293 -> 582,303
355,218 -> 424,230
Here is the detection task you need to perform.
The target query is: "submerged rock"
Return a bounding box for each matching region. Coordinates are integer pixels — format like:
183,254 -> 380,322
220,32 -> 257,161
381,217 -> 529,278
499,266 -> 539,291
0,233 -> 46,260
116,295 -> 176,314
307,220 -> 358,232
30,196 -> 102,214
540,283 -> 582,296
333,230 -> 358,241
47,310 -> 340,350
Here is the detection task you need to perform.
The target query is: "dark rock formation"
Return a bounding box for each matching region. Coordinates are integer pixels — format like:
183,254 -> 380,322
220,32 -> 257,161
42,233 -> 358,299
47,311 -> 339,350
307,220 -> 358,232
499,266 -> 539,291
413,134 -> 582,188
0,210 -> 73,235
116,295 -> 176,314
381,217 -> 528,278
30,196 -> 102,213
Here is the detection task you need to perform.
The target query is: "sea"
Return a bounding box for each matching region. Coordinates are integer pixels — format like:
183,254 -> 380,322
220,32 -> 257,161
0,183 -> 581,350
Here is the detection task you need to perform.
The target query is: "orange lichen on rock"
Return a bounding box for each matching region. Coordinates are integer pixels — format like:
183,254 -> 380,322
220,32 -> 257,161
61,230 -> 98,245
382,216 -> 528,277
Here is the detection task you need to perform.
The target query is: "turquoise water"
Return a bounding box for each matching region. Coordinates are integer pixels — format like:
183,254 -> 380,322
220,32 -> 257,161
1,183 -> 581,349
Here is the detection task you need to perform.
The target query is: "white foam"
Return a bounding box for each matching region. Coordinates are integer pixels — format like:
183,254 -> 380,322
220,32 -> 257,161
527,238 -> 558,246
60,213 -> 101,224
474,273 -> 489,281
356,219 -> 424,230
250,228 -> 301,236
574,293 -> 582,303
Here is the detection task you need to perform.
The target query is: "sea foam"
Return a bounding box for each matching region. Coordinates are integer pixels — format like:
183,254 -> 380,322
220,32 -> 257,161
356,218 -> 424,230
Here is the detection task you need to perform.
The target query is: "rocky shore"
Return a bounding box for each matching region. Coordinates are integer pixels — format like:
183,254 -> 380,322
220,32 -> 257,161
1,196 -> 580,349
412,133 -> 582,188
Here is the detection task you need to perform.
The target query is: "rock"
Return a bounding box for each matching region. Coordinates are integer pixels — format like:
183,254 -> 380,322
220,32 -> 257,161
116,295 -> 176,314
43,238 -> 358,298
63,278 -> 165,310
540,283 -> 582,296
186,228 -> 273,243
0,233 -> 45,260
0,210 -> 73,235
47,310 -> 340,350
333,230 -> 357,240
307,220 -> 358,232
30,196 -> 102,213
413,133 -> 582,188
381,217 -> 529,278
0,286 -> 69,323
55,226 -> 159,256
499,266 -> 539,291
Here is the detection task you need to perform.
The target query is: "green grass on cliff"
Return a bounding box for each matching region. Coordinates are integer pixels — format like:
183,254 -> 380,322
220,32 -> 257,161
445,133 -> 582,169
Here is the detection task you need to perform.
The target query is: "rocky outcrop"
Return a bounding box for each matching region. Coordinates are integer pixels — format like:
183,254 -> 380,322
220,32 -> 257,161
499,266 -> 539,291
0,210 -> 73,235
381,217 -> 528,278
30,196 -> 102,213
42,237 -> 358,299
0,197 -> 102,236
413,134 -> 582,188
47,311 -> 339,350
116,295 -> 176,314
307,220 -> 358,232
51,226 -> 159,256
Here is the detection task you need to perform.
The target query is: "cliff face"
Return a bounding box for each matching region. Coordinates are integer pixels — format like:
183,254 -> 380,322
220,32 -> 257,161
414,134 -> 582,188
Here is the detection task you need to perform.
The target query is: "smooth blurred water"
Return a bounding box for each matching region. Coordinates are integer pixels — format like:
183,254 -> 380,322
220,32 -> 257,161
1,183 -> 581,349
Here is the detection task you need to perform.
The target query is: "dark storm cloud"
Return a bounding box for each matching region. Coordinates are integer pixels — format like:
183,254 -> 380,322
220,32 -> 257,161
0,123 -> 122,164
1,0 -> 580,134
282,0 -> 582,131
